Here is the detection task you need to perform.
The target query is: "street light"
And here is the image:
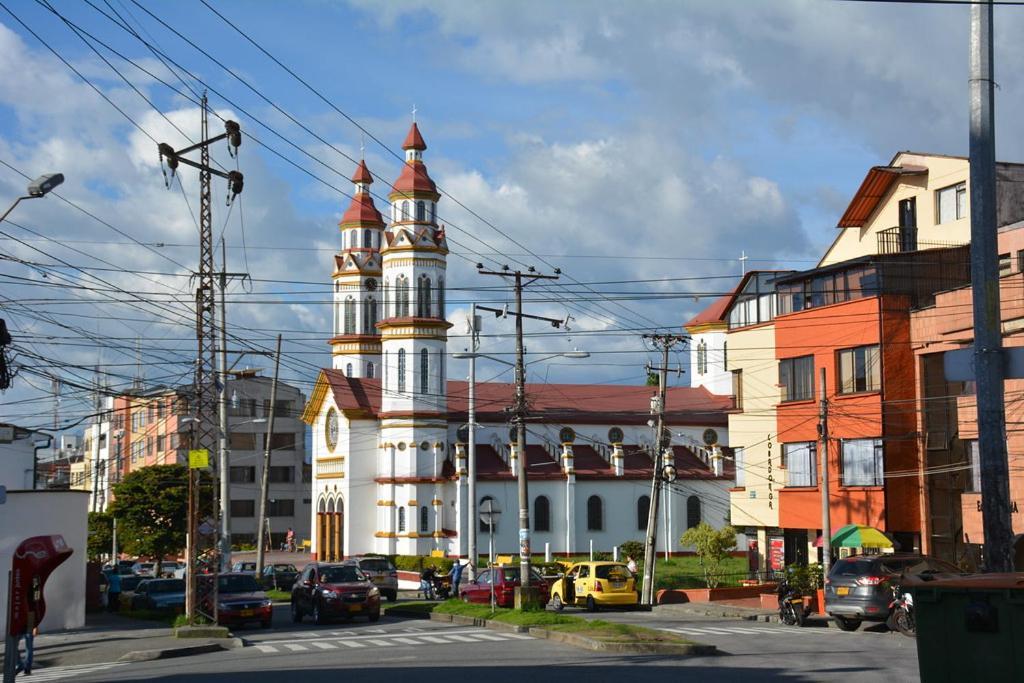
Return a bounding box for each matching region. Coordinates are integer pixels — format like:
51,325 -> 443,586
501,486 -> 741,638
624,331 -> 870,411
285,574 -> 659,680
1,173 -> 64,223
451,348 -> 590,584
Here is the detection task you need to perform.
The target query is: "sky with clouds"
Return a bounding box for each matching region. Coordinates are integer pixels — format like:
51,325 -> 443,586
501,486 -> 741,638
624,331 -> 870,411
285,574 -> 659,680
0,0 -> 1020,431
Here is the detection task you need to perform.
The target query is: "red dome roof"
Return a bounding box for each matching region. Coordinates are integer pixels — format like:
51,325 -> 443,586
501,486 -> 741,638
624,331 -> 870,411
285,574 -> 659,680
390,161 -> 438,198
351,159 -> 373,185
402,122 -> 427,151
340,192 -> 383,227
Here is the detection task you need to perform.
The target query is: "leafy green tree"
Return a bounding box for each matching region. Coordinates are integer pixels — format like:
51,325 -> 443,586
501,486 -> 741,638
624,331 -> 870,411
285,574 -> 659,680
619,540 -> 646,565
87,511 -> 114,561
110,464 -> 208,574
646,372 -> 659,386
680,522 -> 737,589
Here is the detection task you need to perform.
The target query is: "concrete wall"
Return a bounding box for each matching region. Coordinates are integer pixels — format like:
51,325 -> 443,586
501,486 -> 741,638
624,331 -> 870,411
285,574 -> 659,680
0,490 -> 89,633
0,435 -> 36,490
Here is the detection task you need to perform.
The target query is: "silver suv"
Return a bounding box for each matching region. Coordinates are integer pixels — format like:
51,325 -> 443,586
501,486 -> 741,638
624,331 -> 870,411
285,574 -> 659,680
352,556 -> 398,601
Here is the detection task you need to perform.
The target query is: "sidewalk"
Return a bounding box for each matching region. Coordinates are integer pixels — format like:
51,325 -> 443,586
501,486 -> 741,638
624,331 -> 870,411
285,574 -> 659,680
0,612 -> 242,670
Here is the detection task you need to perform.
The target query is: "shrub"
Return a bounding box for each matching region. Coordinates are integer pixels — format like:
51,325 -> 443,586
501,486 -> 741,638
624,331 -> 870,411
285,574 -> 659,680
619,540 -> 645,565
786,563 -> 823,594
391,555 -> 454,573
679,523 -> 737,589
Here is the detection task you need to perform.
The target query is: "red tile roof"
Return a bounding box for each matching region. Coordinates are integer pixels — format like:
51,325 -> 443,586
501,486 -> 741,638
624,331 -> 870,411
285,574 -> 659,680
837,164 -> 927,228
340,191 -> 384,227
351,159 -> 373,184
390,161 -> 438,197
402,122 -> 427,151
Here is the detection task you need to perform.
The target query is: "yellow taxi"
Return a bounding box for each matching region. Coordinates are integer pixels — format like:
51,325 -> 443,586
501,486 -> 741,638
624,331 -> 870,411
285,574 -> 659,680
548,561 -> 639,611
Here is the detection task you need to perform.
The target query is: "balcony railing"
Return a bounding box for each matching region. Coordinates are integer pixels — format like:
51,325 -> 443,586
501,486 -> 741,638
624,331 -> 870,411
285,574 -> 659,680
877,226 -> 965,255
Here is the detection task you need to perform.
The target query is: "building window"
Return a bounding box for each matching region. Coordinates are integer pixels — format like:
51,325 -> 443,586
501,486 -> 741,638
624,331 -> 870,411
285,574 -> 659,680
686,495 -> 702,529
936,182 -> 967,224
999,253 -> 1012,276
417,276 -> 431,317
782,442 -> 817,487
479,496 -> 496,533
534,496 -> 550,532
268,466 -> 294,483
156,435 -> 166,452
416,201 -> 426,221
230,499 -> 255,517
722,341 -> 727,370
779,355 -> 814,402
363,229 -> 372,248
419,349 -> 429,395
383,351 -> 389,388
437,278 -> 445,316
734,447 -> 745,487
268,433 -> 296,450
401,200 -> 410,220
841,438 -> 884,486
229,466 -> 255,483
364,298 -> 377,333
383,278 -> 390,318
366,362 -> 374,379
396,275 -> 410,317
346,363 -> 353,377
397,506 -> 406,533
267,499 -> 295,517
967,440 -> 982,492
696,341 -> 707,375
420,505 -> 429,533
343,296 -> 355,334
838,345 -> 880,394
398,349 -> 406,394
637,495 -> 650,531
429,202 -> 435,222
587,495 -> 603,531
731,370 -> 743,411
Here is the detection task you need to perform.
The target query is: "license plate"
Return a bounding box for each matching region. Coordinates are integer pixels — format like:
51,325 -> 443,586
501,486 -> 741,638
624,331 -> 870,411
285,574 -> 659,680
240,609 -> 254,617
611,581 -> 625,589
372,577 -> 385,583
836,587 -> 850,596
349,604 -> 362,612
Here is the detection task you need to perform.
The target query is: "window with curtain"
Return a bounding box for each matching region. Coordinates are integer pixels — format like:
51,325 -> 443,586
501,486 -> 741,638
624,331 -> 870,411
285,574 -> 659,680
783,441 -> 817,487
587,495 -> 603,531
397,349 -> 406,394
838,345 -> 881,394
779,355 -> 814,401
841,438 -> 884,486
686,496 -> 701,528
534,495 -> 550,532
637,495 -> 650,530
420,349 -> 429,395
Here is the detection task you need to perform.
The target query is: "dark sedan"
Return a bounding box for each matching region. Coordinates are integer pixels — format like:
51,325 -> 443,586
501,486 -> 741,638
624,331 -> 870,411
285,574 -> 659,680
825,553 -> 962,631
291,563 -> 380,624
131,579 -> 186,612
262,563 -> 300,591
216,573 -> 273,629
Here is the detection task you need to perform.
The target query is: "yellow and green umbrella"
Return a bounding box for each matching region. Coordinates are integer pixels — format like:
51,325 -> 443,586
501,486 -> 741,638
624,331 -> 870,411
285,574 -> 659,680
830,524 -> 894,549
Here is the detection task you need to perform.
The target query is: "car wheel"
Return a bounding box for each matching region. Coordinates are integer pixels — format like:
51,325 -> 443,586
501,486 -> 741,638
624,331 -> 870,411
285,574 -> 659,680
313,601 -> 326,626
290,600 -> 303,624
368,609 -> 380,622
586,596 -> 598,613
386,591 -> 397,602
832,615 -> 861,632
462,593 -> 471,603
780,603 -> 797,626
551,593 -> 564,612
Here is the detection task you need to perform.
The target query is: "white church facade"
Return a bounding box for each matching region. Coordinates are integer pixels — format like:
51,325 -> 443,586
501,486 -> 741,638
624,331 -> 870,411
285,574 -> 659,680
302,123 -> 738,560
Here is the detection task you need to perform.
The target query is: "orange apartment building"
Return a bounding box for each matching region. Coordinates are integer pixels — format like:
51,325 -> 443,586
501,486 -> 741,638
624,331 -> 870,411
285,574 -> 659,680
771,247 -> 970,565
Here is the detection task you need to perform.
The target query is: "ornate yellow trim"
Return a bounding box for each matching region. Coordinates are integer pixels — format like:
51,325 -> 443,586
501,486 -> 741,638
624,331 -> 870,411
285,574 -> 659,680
380,421 -> 448,429
406,532 -> 420,538
378,255 -> 446,268
319,456 -> 345,464
316,472 -> 345,480
376,500 -> 395,506
374,531 -> 397,538
407,499 -> 418,506
431,498 -> 443,506
432,531 -> 445,538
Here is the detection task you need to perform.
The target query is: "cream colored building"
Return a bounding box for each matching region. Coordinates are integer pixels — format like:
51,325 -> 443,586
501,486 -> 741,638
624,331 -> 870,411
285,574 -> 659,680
820,151 -> 1024,267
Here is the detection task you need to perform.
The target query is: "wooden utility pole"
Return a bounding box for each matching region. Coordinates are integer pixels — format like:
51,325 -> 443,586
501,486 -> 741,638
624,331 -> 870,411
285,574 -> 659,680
255,335 -> 283,576
818,368 -> 831,579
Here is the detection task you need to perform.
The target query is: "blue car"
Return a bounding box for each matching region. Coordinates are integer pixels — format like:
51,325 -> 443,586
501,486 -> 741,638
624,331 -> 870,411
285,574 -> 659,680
131,578 -> 186,612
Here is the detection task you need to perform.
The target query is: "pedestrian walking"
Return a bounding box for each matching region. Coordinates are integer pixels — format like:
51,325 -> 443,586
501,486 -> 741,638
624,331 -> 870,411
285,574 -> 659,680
626,555 -> 638,574
107,569 -> 122,613
420,565 -> 436,600
284,527 -> 296,552
16,577 -> 41,675
449,560 -> 464,597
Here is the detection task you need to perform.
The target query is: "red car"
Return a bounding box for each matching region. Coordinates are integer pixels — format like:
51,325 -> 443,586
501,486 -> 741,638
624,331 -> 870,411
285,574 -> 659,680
459,565 -> 550,608
215,573 -> 273,628
290,562 -> 381,624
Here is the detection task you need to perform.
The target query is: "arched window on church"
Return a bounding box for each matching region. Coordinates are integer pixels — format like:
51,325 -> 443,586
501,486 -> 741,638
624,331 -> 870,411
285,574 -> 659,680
723,341 -> 728,371
397,349 -> 406,394
365,297 -> 377,333
438,349 -> 445,395
417,276 -> 431,317
345,363 -> 353,377
334,299 -> 340,335
396,275 -> 410,317
534,495 -> 550,532
420,505 -> 429,533
402,200 -> 410,220
383,279 -> 389,318
366,361 -> 374,379
398,506 -> 406,533
363,229 -> 372,248
420,348 -> 429,395
587,495 -> 603,531
637,495 -> 650,531
416,201 -> 426,221
383,351 -> 388,388
343,296 -> 355,334
687,495 -> 702,529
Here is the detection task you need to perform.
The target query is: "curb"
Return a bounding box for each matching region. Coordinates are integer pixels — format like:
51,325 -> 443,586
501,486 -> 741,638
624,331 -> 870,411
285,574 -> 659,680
382,608 -> 432,620
658,604 -> 780,623
117,637 -> 245,662
429,612 -> 715,655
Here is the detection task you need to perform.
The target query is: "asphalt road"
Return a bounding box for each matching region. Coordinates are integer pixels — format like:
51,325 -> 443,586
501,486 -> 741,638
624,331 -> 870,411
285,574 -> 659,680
31,603 -> 922,683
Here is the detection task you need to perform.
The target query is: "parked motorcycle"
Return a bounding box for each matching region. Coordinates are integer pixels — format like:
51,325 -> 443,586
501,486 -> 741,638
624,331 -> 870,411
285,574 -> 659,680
887,582 -> 915,637
777,576 -> 811,627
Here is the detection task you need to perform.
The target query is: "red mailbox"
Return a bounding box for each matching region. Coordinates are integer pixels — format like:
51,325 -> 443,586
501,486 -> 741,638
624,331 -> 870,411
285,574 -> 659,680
6,535 -> 73,637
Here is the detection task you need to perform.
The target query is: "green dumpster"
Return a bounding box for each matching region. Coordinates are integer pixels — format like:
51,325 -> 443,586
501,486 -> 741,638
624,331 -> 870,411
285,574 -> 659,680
912,573 -> 1024,683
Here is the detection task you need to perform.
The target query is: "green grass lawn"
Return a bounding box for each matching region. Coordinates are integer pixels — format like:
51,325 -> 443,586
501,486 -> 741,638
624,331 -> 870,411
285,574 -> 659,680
645,555 -> 749,590
266,589 -> 291,602
433,600 -> 691,645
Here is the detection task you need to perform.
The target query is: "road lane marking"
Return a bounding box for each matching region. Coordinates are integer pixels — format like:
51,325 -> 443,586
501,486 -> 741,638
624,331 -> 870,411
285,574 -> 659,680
284,643 -> 309,651
336,640 -> 366,648
417,635 -> 453,644
388,637 -> 422,645
312,642 -> 337,649
255,645 -> 279,653
437,634 -> 481,642
470,633 -> 511,641
366,639 -> 393,646
18,662 -> 129,682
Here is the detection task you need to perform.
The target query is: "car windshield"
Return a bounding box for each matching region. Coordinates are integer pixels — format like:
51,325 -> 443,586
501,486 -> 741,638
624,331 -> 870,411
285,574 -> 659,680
358,559 -> 393,572
320,566 -> 365,583
595,564 -> 631,581
272,564 -> 297,572
149,580 -> 185,593
218,575 -> 261,593
831,559 -> 876,576
500,568 -> 544,583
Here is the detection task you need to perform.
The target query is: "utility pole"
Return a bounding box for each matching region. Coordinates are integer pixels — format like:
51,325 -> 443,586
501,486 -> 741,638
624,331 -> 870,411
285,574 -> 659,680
91,365 -> 101,513
255,335 -> 282,576
969,0 -> 1014,573
476,265 -> 563,605
467,304 -> 480,580
158,94 -> 243,623
818,368 -> 831,579
640,333 -> 686,606
218,239 -> 230,572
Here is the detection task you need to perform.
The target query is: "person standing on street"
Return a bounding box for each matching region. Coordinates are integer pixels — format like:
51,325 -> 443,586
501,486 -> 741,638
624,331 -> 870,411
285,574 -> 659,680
626,555 -> 638,575
107,570 -> 122,613
284,527 -> 295,552
449,560 -> 464,597
16,576 -> 41,675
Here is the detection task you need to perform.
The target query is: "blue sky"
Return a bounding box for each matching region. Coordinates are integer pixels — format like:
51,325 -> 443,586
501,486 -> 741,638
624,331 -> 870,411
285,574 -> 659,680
0,0 -> 1021,429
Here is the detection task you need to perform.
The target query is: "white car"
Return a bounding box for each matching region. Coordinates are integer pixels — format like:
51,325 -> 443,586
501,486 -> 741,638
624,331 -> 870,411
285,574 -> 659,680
132,562 -> 156,577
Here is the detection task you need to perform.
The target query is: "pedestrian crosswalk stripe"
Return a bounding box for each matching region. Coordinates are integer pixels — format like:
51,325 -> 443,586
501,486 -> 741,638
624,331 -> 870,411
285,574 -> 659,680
336,639 -> 366,648
417,635 -> 453,644
389,637 -> 421,645
312,642 -> 337,650
255,644 -> 279,653
284,643 -> 309,651
19,662 -> 129,682
366,639 -> 393,646
439,634 -> 481,642
503,633 -> 534,639
471,633 -> 511,642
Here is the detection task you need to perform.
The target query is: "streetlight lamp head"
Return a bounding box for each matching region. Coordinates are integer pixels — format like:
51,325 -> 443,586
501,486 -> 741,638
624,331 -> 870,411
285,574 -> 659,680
562,351 -> 590,359
452,352 -> 476,359
27,173 -> 64,197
